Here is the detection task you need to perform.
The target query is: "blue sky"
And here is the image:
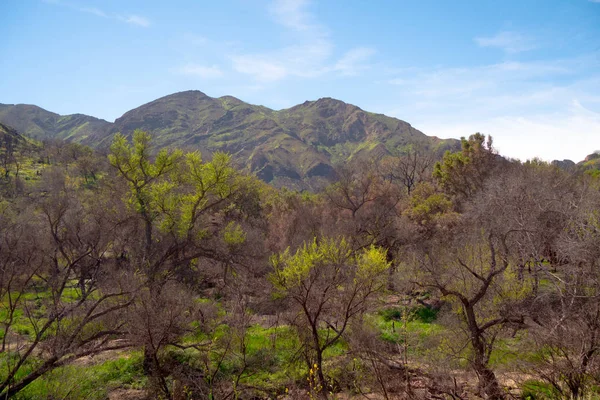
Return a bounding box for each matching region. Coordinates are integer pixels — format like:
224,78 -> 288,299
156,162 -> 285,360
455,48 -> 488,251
1,0 -> 600,161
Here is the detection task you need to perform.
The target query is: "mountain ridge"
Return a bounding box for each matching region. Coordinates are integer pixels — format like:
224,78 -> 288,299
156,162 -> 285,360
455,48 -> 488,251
0,90 -> 458,189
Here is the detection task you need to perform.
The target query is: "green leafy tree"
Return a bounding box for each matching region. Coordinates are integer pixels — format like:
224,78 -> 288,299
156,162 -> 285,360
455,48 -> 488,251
108,129 -> 183,269
433,133 -> 498,201
109,130 -> 257,397
270,237 -> 390,397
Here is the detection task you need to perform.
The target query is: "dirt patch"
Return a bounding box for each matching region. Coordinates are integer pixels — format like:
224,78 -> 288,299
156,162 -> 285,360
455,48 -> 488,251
71,339 -> 132,366
108,388 -> 147,400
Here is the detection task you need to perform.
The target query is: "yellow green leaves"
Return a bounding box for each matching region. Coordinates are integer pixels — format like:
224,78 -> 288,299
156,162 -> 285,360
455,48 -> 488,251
270,237 -> 389,294
433,133 -> 495,198
109,130 -> 182,187
405,182 -> 456,226
109,130 -> 242,240
356,245 -> 390,283
223,222 -> 246,246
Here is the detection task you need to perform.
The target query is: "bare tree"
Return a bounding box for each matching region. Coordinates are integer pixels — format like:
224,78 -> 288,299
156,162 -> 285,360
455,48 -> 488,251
409,228 -> 528,400
523,179 -> 600,399
382,146 -> 435,195
0,169 -> 132,398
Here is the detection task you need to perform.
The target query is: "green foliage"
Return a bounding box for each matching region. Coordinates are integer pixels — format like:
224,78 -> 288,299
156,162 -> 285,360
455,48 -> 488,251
271,237 -> 350,292
109,130 -> 183,233
433,133 -> 495,198
520,380 -> 561,400
109,130 -> 242,241
270,237 -> 389,296
223,221 -> 246,246
379,305 -> 439,324
15,353 -> 145,400
405,182 -> 455,226
270,237 -> 390,388
369,312 -> 444,353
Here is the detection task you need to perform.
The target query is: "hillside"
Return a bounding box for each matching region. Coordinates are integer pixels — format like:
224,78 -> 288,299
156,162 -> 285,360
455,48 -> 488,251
0,91 -> 458,189
0,104 -> 112,143
551,152 -> 600,177
0,122 -> 45,192
0,122 -> 25,146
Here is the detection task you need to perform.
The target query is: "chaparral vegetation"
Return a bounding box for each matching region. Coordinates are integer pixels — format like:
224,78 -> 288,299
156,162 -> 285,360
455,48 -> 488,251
1,119 -> 600,400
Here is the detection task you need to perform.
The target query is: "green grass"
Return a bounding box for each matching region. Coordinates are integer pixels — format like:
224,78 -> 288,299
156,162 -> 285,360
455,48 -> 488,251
235,325 -> 303,390
520,379 -> 561,400
379,305 -> 439,324
14,352 -> 145,400
488,336 -> 524,368
369,311 -> 444,357
0,284 -> 100,342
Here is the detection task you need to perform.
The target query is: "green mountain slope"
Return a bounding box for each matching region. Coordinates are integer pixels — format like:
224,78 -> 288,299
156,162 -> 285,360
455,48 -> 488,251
0,104 -> 112,143
0,91 -> 458,189
0,122 -> 26,146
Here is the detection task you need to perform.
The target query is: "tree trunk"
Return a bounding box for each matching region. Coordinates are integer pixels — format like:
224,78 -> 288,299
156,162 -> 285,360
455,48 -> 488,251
316,350 -> 327,399
474,362 -> 504,400
464,303 -> 504,400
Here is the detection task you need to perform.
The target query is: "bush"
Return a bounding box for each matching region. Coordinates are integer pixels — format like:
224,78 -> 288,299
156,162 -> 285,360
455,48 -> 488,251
379,306 -> 438,323
520,380 -> 560,400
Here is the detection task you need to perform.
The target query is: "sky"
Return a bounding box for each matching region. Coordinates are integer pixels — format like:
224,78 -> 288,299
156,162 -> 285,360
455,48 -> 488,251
1,0 -> 600,162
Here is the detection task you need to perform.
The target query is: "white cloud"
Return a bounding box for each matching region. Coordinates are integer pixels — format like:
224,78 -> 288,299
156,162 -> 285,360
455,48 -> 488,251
80,7 -> 107,17
231,56 -> 288,82
386,58 -> 586,103
231,41 -> 331,82
182,33 -> 208,46
42,0 -> 150,28
475,31 -> 537,53
334,47 -> 376,76
120,15 -> 151,28
383,55 -> 600,161
418,106 -> 600,162
231,1 -> 375,82
174,64 -> 224,79
269,0 -> 315,32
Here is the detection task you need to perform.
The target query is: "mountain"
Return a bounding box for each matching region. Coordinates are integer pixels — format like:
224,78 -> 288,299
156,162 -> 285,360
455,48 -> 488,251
577,152 -> 600,174
551,159 -> 576,170
0,104 -> 112,143
1,122 -> 40,183
0,122 -> 26,146
0,91 -> 458,189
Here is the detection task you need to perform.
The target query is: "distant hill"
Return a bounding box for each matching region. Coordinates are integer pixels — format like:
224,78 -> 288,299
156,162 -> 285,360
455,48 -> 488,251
0,122 -> 26,146
0,91 -> 458,189
0,104 -> 112,143
0,122 -> 44,187
577,152 -> 600,174
551,151 -> 600,177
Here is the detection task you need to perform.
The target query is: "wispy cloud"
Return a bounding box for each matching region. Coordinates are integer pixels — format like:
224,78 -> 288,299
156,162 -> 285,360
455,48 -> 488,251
174,64 -> 224,79
231,0 -> 375,82
118,15 -> 150,28
79,6 -> 106,17
182,33 -> 208,46
334,47 -> 376,76
231,56 -> 289,82
231,41 -> 332,82
383,54 -> 600,161
42,0 -> 150,27
269,0 -> 316,32
417,103 -> 600,162
475,31 -> 537,53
